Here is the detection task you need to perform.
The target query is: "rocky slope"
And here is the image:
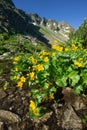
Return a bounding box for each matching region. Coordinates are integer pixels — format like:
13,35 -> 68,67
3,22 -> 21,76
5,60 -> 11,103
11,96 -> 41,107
0,60 -> 87,130
0,0 -> 74,44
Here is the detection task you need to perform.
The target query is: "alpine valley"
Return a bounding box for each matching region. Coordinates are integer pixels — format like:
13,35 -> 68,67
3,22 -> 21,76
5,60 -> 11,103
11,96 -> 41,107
0,0 -> 74,56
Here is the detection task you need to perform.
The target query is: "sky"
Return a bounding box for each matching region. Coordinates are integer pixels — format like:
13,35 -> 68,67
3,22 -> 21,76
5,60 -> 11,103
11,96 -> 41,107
12,0 -> 87,29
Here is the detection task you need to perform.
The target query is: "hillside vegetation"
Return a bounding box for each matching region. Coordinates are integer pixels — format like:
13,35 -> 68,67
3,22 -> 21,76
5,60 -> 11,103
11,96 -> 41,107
0,0 -> 87,129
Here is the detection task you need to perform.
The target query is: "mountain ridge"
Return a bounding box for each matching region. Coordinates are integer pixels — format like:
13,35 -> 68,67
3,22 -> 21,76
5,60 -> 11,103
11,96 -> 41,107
0,0 -> 74,43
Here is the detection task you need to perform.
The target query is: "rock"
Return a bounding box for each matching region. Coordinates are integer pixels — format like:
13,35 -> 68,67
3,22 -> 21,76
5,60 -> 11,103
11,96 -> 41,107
0,90 -> 7,99
61,105 -> 82,130
0,110 -> 21,123
62,87 -> 86,110
0,121 -> 4,130
32,111 -> 53,130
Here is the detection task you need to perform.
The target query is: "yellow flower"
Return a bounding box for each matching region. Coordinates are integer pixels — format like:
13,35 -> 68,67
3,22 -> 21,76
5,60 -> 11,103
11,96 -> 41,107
39,50 -> 48,55
65,48 -> 69,52
30,100 -> 36,110
27,74 -> 29,76
13,75 -> 20,80
28,66 -> 31,69
3,86 -> 8,90
80,47 -> 83,50
33,108 -> 39,115
15,68 -> 18,72
20,76 -> 26,83
51,52 -> 56,56
49,93 -> 54,100
13,61 -> 16,64
14,56 -> 20,61
39,55 -> 43,59
54,40 -> 58,43
72,44 -> 78,50
52,45 -> 57,49
29,72 -> 35,80
52,45 -> 63,51
29,56 -> 37,64
56,46 -> 63,51
74,61 -> 82,67
13,56 -> 20,64
44,57 -> 49,62
36,64 -> 44,71
78,58 -> 83,61
17,81 -> 23,88
13,76 -> 17,80
30,100 -> 39,115
85,52 -> 87,55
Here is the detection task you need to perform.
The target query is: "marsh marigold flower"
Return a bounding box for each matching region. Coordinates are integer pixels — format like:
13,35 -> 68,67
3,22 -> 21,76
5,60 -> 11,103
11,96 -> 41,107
30,100 -> 39,115
40,50 -> 48,55
52,45 -> 63,51
30,100 -> 36,110
14,56 -> 20,61
51,52 -> 56,56
52,45 -> 57,49
56,46 -> 63,51
29,72 -> 35,80
29,56 -> 37,64
54,40 -> 58,43
36,64 -> 44,71
17,81 -> 23,88
20,76 -> 26,83
65,48 -> 69,52
72,44 -> 78,50
78,58 -> 83,61
44,57 -> 49,62
74,61 -> 82,67
33,108 -> 39,115
13,56 -> 20,64
15,67 -> 18,72
49,93 -> 54,100
13,75 -> 20,80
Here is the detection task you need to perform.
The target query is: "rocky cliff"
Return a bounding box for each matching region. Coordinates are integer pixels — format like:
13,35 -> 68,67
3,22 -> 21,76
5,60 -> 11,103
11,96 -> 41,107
0,0 -> 74,43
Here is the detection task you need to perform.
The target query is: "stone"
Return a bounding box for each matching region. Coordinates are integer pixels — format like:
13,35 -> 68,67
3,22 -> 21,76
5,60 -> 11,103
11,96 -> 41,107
0,90 -> 7,99
0,110 -> 21,124
0,121 -> 4,130
61,105 -> 82,130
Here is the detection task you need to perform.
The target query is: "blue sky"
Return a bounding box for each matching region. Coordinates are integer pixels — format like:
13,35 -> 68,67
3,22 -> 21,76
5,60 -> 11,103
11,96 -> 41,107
13,0 -> 87,29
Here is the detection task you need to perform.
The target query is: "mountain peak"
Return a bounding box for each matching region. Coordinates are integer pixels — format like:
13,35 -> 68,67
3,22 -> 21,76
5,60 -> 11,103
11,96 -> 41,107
0,0 -> 74,43
0,0 -> 15,7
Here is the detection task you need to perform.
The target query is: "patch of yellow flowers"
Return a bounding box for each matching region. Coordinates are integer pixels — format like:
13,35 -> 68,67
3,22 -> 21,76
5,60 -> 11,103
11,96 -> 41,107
52,45 -> 63,51
29,56 -> 37,64
17,76 -> 26,88
13,56 -> 20,64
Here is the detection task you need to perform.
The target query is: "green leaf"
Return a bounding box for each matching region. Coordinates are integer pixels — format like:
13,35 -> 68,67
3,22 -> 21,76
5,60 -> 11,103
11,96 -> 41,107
69,71 -> 80,86
74,85 -> 83,94
44,64 -> 49,69
0,69 -> 3,75
42,72 -> 49,78
36,93 -> 46,104
31,89 -> 38,95
43,83 -> 49,89
49,86 -> 56,93
55,75 -> 67,87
